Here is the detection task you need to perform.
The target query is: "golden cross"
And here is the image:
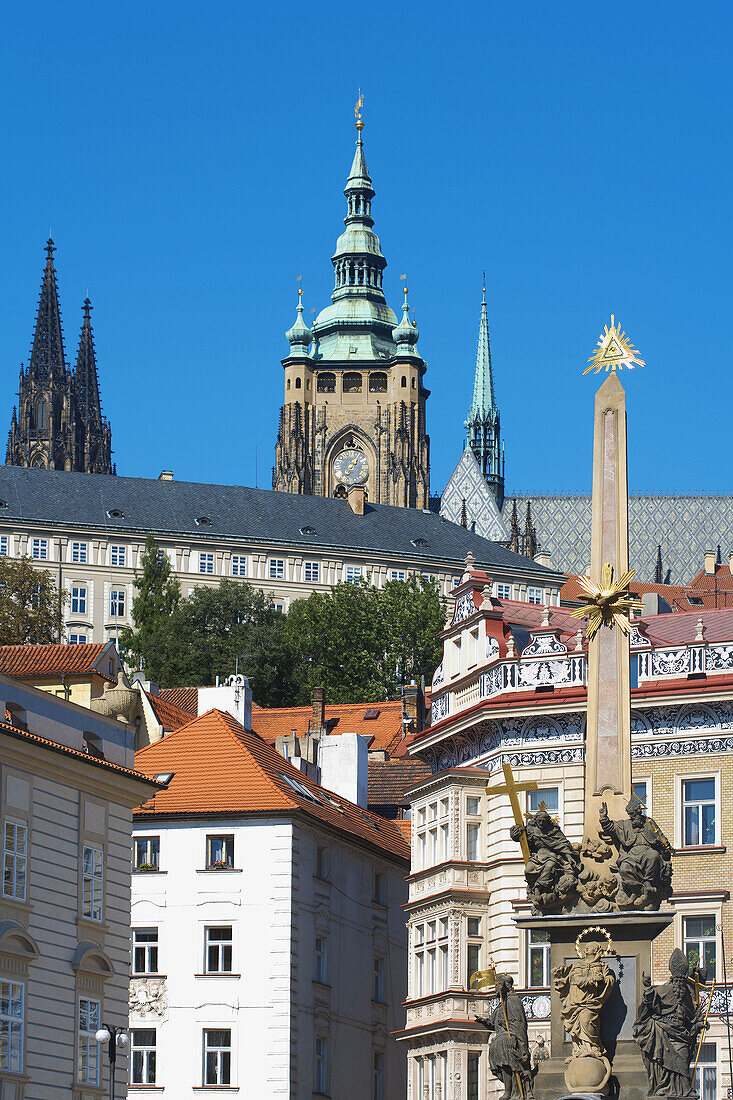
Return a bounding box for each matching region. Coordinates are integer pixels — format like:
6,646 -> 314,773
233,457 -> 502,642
486,761 -> 538,864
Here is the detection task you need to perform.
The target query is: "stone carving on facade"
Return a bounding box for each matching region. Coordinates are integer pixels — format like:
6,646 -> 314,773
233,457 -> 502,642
522,633 -> 567,658
510,810 -> 580,913
553,934 -> 616,1094
634,950 -> 708,1098
432,661 -> 445,688
476,975 -> 535,1100
129,977 -> 168,1018
599,798 -> 673,909
453,592 -> 477,624
90,670 -> 139,725
486,636 -> 500,662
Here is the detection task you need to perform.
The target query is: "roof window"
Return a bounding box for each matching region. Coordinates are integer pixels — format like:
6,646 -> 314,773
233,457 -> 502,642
300,525 -> 317,536
278,772 -> 326,805
0,500 -> 7,508
195,516 -> 212,526
688,596 -> 704,605
106,508 -> 124,519
364,709 -> 379,720
411,537 -> 428,548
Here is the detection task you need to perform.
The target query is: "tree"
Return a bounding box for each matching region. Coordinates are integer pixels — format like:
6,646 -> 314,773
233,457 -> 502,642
119,535 -> 180,676
0,556 -> 67,645
287,575 -> 444,704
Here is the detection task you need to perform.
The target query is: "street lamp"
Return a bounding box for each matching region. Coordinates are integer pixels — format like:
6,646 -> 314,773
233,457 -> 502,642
95,1025 -> 128,1100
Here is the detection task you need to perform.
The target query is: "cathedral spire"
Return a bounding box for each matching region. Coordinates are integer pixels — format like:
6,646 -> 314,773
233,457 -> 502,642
28,238 -> 68,384
74,298 -> 104,427
464,277 -> 504,508
468,278 -> 496,418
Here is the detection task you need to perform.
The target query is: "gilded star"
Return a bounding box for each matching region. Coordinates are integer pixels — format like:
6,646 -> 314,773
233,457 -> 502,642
584,315 -> 645,375
570,562 -> 644,640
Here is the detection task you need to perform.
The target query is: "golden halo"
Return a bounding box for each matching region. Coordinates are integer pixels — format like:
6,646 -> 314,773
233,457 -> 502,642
575,926 -> 614,959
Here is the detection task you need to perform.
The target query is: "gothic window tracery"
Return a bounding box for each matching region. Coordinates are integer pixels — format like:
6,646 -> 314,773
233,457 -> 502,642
35,397 -> 48,429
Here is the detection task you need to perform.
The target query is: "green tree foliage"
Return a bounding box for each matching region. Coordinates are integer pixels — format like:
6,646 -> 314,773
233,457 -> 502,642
0,556 -> 67,645
119,535 -> 180,676
287,575 -> 444,703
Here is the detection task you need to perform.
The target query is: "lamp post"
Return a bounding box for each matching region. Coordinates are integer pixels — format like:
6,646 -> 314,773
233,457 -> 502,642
95,1024 -> 128,1100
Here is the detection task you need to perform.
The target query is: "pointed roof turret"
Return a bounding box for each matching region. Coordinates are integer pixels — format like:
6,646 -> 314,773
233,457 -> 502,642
74,297 -> 104,427
28,239 -> 68,384
285,288 -> 312,355
392,286 -> 419,355
467,280 -> 496,422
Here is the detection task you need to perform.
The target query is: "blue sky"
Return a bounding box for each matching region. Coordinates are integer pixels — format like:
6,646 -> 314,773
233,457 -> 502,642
1,1 -> 730,497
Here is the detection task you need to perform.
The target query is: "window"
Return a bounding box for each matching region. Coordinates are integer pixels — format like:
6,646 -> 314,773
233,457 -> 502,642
71,541 -> 88,563
315,1036 -> 328,1094
133,928 -> 159,974
0,980 -> 23,1073
82,846 -> 103,921
205,926 -> 233,973
295,376 -> 302,389
527,586 -> 543,604
373,1050 -> 384,1100
495,582 -> 512,599
414,917 -> 449,996
199,552 -> 215,574
131,1029 -> 157,1085
3,820 -> 27,900
203,1029 -> 231,1086
71,586 -> 87,615
466,822 -> 481,861
110,589 -> 126,617
401,375 -> 407,388
315,935 -> 328,983
133,835 -> 160,871
110,544 -> 126,567
345,564 -> 362,584
683,778 -> 716,846
316,845 -> 329,881
389,569 -> 406,581
369,372 -> 387,393
78,998 -> 100,1084
467,1051 -> 480,1100
467,917 -> 482,988
528,929 -> 551,986
416,798 -> 449,870
317,371 -> 336,393
373,955 -> 385,1002
0,536 -> 7,556
269,558 -> 285,580
528,787 -> 559,818
466,796 -> 481,816
373,871 -> 385,905
632,780 -> 648,811
304,560 -> 320,582
343,371 -> 362,393
231,555 -> 247,577
694,1042 -> 717,1100
35,397 -> 48,429
31,537 -> 47,560
69,633 -> 87,645
206,834 -> 234,869
683,917 -> 716,976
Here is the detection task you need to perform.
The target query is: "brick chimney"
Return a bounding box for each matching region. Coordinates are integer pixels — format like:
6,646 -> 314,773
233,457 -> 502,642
347,485 -> 366,515
310,686 -> 326,733
401,681 -> 424,735
704,549 -> 716,576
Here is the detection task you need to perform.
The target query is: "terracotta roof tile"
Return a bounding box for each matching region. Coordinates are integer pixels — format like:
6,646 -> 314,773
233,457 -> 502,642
641,607 -> 733,646
158,687 -> 198,715
0,642 -> 113,680
394,819 -> 412,842
368,759 -> 431,806
148,693 -> 195,732
0,718 -> 157,786
561,575 -> 691,607
134,709 -> 409,863
251,699 -> 406,755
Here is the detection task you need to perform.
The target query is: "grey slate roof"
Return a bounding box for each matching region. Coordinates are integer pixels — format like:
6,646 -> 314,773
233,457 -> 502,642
0,466 -> 564,581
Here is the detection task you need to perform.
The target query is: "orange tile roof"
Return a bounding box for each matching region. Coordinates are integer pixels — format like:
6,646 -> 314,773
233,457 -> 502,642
134,709 -> 409,863
0,717 -> 158,786
0,642 -> 113,680
394,819 -> 412,842
641,607 -> 733,646
368,759 -> 432,806
148,693 -> 195,732
561,575 -> 691,607
251,699 -> 407,755
158,686 -> 198,715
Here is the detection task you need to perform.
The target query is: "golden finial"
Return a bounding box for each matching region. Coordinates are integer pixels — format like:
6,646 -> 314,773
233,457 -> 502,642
584,315 -> 645,375
355,90 -> 364,131
569,562 -> 644,639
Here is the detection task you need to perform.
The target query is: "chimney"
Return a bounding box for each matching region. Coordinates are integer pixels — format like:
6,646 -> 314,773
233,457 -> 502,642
534,551 -> 553,569
319,731 -> 369,807
158,470 -> 173,481
728,551 -> 733,577
347,485 -> 366,515
704,549 -> 716,576
310,686 -> 326,733
401,681 -> 423,734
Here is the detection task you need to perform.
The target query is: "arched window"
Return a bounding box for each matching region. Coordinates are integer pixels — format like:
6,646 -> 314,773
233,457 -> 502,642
317,372 -> 336,393
35,397 -> 48,429
412,377 -> 416,388
401,375 -> 407,388
295,377 -> 302,389
343,372 -> 362,393
334,484 -> 347,498
286,379 -> 291,391
369,373 -> 387,393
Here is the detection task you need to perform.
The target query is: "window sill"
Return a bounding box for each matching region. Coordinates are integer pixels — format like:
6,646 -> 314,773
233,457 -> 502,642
674,845 -> 726,855
133,868 -> 167,875
197,868 -> 243,874
132,973 -> 167,979
194,972 -> 241,978
77,915 -> 108,936
0,893 -> 33,916
128,1087 -> 165,1092
313,876 -> 331,886
192,1088 -> 239,1092
313,980 -> 331,989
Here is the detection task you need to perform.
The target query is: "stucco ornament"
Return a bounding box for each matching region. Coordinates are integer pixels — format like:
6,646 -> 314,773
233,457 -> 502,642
129,977 -> 168,1018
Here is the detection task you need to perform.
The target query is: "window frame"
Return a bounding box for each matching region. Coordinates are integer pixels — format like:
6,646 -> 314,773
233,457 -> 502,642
373,1049 -> 385,1100
204,925 -> 233,974
71,541 -> 88,563
413,916 -> 449,997
203,1027 -> 232,1086
77,997 -> 101,1084
69,633 -> 88,645
345,564 -> 363,584
131,1027 -> 157,1085
683,915 -> 717,978
0,535 -> 8,557
316,844 -> 330,881
680,775 -> 718,848
269,557 -> 285,580
81,844 -> 104,922
133,927 -> 159,976
315,1035 -> 328,1094
231,554 -> 247,577
206,834 -> 235,870
527,928 -> 551,987
0,979 -> 23,1074
303,560 -> 320,583
133,835 -> 160,872
527,586 -> 543,604
694,1041 -> 717,1100
109,588 -> 126,618
388,568 -> 406,581
31,537 -> 48,560
2,819 -> 27,900
198,551 -> 215,575
314,935 -> 328,984
373,954 -> 385,1003
70,585 -> 87,615
110,544 -> 126,567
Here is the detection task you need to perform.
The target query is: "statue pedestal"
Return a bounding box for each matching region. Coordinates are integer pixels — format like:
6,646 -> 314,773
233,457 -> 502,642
515,910 -> 673,1100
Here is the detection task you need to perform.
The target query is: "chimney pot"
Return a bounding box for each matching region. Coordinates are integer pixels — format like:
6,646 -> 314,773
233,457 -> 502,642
704,549 -> 716,576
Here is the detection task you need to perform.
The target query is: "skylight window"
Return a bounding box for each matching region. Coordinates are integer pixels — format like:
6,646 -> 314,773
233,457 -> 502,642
106,508 -> 124,518
195,516 -> 212,526
364,709 -> 379,720
278,772 -> 325,805
411,537 -> 428,548
300,525 -> 317,536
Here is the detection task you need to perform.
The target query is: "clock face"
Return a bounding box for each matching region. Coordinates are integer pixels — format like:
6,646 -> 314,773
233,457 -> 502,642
333,448 -> 369,487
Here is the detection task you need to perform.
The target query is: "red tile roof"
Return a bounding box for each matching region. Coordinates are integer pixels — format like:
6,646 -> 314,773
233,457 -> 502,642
641,607 -> 733,646
251,699 -> 407,755
148,693 -> 195,732
394,819 -> 412,842
134,709 -> 409,863
158,686 -> 198,715
0,717 -> 157,786
0,642 -> 114,680
368,759 -> 432,806
561,575 -> 691,608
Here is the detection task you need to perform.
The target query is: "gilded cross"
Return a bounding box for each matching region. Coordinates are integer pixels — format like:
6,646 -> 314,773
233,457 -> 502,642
486,760 -> 538,864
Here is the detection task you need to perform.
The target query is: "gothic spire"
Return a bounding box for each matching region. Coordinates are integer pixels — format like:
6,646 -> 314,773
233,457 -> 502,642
464,277 -> 504,508
468,279 -> 496,421
28,239 -> 68,384
74,298 -> 104,427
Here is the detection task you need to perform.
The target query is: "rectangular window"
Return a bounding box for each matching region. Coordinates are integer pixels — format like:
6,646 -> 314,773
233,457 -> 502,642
269,558 -> 285,580
495,582 -> 512,599
373,1050 -> 384,1100
389,569 -> 406,581
231,555 -> 247,577
316,845 -> 329,881
0,980 -> 23,1073
206,834 -> 234,869
0,536 -> 7,556
304,560 -> 320,582
345,564 -> 362,584
71,585 -> 87,615
527,586 -> 543,604
203,1028 -> 231,1086
78,997 -> 100,1084
205,926 -> 233,973
110,544 -> 126,567
110,589 -> 126,617
694,1042 -> 717,1100
373,955 -> 385,1002
31,537 -> 48,560
466,796 -> 481,816
467,1051 -> 480,1100
82,845 -> 103,921
133,835 -> 160,871
315,935 -> 328,983
315,1035 -> 328,1094
131,1028 -> 157,1085
3,820 -> 27,900
633,780 -> 648,810
416,799 -> 450,871
528,787 -> 559,816
373,871 -> 385,905
415,918 -> 449,997
467,942 -> 481,989
683,778 -> 716,846
466,822 -> 481,861
71,541 -> 88,563
683,916 -> 717,976
528,929 -> 551,986
69,633 -> 88,645
199,552 -> 215,574
133,928 -> 159,975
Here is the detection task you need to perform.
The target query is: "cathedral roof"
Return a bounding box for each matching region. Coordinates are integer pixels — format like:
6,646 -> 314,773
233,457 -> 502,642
440,448 -> 509,541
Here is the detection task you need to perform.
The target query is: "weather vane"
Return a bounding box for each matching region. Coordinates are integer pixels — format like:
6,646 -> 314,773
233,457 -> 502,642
355,90 -> 364,131
584,315 -> 645,375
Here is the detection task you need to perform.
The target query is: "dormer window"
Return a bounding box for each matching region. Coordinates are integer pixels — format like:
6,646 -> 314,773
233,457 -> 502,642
106,508 -> 124,519
195,516 -> 212,527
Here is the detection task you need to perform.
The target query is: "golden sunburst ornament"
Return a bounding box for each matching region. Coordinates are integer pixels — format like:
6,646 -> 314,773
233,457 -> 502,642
570,562 -> 644,640
584,315 -> 645,375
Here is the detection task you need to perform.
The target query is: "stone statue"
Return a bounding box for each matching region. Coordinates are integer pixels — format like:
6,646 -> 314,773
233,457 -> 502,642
510,809 -> 580,912
634,949 -> 708,1097
553,940 -> 616,1093
599,798 -> 673,909
476,975 -> 535,1100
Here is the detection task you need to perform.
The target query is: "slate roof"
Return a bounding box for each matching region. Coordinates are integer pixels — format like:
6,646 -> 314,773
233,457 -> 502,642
0,641 -> 115,681
0,466 -> 563,579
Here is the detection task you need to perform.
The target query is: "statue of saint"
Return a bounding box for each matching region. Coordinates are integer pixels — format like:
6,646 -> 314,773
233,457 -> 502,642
553,941 -> 615,1060
599,798 -> 672,909
477,975 -> 535,1100
634,949 -> 708,1097
510,809 -> 580,911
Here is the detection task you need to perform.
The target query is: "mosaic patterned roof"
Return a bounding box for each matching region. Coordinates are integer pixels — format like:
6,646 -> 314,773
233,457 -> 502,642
440,448 -> 509,542
501,495 -> 733,583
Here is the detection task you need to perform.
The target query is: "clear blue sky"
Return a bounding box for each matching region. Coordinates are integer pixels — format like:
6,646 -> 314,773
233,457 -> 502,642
1,1 -> 730,496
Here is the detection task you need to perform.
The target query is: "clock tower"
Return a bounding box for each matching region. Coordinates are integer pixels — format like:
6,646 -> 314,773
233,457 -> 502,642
272,115 -> 430,508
